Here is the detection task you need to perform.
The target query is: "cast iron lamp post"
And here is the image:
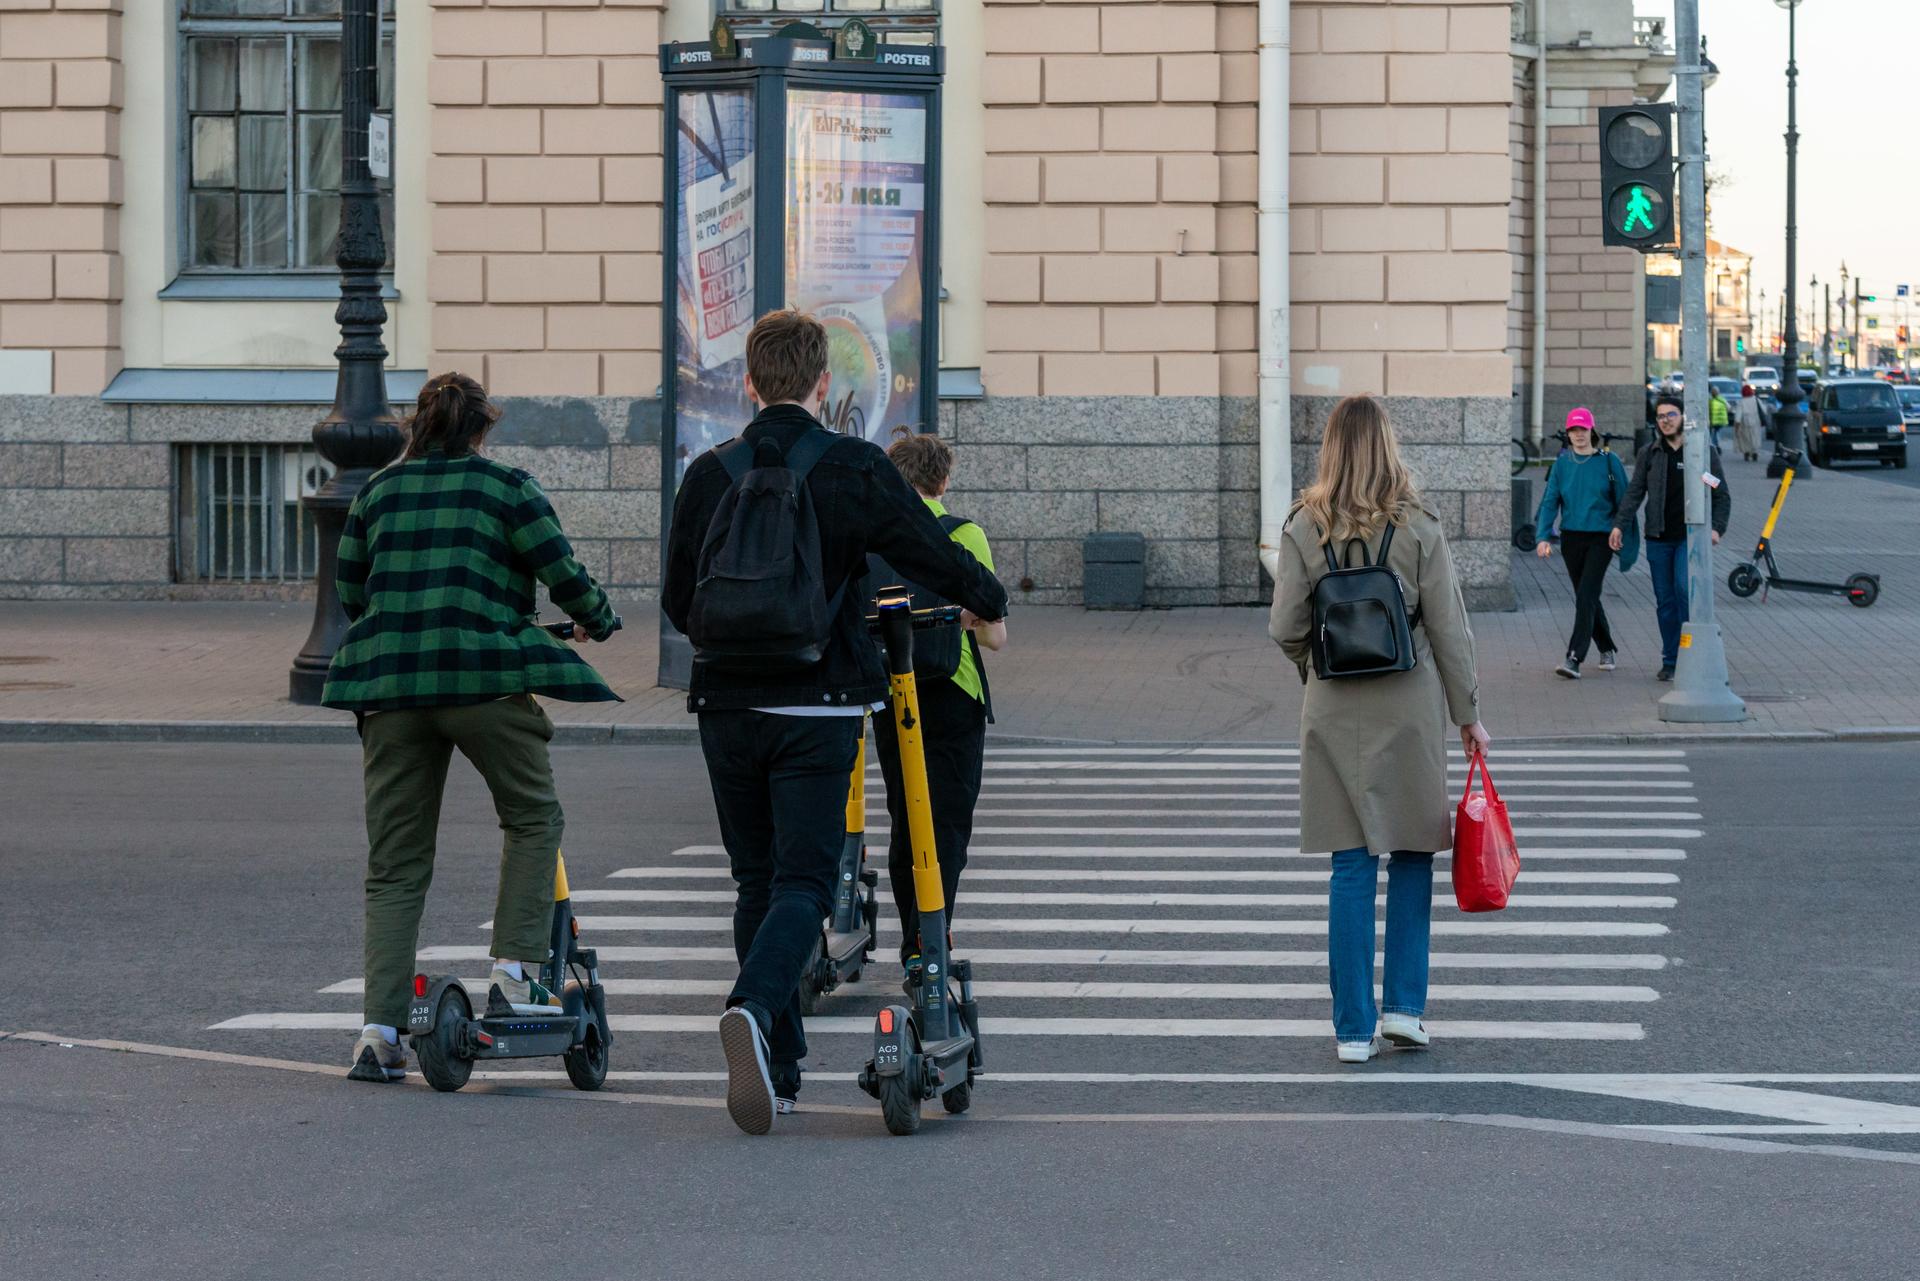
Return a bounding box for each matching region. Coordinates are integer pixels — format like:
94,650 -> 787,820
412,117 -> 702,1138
1770,0 -> 1809,476
290,0 -> 405,704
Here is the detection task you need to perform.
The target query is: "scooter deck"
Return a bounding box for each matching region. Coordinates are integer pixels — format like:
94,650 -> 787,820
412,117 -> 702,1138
462,1009 -> 580,1060
825,928 -> 871,967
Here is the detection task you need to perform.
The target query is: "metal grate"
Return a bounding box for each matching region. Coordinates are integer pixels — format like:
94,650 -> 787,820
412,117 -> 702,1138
176,443 -> 334,582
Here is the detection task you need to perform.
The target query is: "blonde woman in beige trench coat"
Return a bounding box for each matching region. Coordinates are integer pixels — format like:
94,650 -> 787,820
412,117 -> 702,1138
1268,395 -> 1492,1064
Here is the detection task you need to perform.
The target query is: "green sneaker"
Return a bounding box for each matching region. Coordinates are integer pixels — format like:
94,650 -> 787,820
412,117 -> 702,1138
486,965 -> 564,1017
346,1028 -> 407,1083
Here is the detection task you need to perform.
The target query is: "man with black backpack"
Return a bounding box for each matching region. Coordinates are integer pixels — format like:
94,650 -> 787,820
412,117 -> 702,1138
662,309 -> 1009,1135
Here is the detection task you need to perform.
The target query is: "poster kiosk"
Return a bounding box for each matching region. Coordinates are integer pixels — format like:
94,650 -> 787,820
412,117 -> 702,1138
657,26 -> 946,687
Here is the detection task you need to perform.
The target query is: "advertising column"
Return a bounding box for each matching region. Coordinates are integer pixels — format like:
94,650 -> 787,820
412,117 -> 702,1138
673,88 -> 757,476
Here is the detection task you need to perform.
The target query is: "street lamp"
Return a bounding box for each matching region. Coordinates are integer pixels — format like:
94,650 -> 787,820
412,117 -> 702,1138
289,0 -> 405,704
1771,0 -> 1809,476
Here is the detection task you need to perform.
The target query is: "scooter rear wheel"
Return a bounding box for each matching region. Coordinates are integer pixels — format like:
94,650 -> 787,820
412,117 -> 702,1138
941,1081 -> 973,1115
1727,564 -> 1762,598
879,1073 -> 922,1135
1847,574 -> 1880,608
414,984 -> 473,1093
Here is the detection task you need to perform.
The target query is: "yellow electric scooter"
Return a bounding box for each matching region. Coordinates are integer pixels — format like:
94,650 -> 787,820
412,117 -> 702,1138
1728,450 -> 1880,607
855,595 -> 982,1136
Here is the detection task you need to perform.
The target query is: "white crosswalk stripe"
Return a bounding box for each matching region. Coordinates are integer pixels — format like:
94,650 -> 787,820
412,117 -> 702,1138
215,744 -> 1697,1071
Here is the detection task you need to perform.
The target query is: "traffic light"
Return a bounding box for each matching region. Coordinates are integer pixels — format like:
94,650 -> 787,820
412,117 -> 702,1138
1597,104 -> 1675,251
1735,337 -> 1745,354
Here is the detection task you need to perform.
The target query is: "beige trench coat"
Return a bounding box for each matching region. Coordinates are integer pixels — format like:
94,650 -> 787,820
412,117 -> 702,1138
1268,504 -> 1481,855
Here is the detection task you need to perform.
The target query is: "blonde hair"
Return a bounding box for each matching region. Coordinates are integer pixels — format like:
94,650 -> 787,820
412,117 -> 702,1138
1295,395 -> 1420,545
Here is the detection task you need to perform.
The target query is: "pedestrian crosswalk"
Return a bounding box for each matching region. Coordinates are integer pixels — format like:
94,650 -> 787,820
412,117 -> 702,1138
213,743 -> 1698,1075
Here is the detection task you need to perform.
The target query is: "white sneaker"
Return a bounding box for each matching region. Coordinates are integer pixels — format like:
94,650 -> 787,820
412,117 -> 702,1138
1335,1037 -> 1381,1064
1381,1013 -> 1431,1048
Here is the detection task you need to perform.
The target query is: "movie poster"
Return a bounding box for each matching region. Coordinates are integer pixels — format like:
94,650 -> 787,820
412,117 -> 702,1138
674,89 -> 757,477
785,89 -> 929,443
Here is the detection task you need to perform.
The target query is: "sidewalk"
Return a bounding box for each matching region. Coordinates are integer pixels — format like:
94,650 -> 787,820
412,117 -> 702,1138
2,453 -> 1914,744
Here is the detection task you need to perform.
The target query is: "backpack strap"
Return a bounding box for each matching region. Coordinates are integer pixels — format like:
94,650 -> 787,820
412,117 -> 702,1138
715,437 -> 753,483
937,514 -> 974,536
781,427 -> 838,481
1374,521 -> 1396,566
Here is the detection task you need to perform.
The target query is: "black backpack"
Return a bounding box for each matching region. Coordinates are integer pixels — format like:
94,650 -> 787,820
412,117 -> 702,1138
686,429 -> 843,670
860,514 -> 994,720
1308,522 -> 1421,680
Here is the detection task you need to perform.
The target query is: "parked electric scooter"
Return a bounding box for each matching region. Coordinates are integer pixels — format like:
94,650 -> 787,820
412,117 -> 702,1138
798,730 -> 882,1013
1728,452 -> 1879,607
405,618 -> 619,1093
855,596 -> 983,1135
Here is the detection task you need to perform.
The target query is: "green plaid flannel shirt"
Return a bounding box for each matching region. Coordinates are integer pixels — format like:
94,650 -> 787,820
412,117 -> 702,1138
321,451 -> 620,711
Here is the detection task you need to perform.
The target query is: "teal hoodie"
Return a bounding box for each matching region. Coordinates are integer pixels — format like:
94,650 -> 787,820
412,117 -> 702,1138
1534,448 -> 1630,536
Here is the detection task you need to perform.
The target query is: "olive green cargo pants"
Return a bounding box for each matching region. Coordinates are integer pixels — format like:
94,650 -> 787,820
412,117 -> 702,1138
360,696 -> 563,1027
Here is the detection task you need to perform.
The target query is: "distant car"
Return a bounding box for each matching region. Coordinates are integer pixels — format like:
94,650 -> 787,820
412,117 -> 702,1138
1882,369 -> 1911,385
1808,378 -> 1908,469
1896,385 -> 1920,433
1743,366 -> 1781,392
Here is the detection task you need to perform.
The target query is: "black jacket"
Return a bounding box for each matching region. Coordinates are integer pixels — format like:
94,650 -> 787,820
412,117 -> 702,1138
1614,437 -> 1730,541
663,404 -> 1010,712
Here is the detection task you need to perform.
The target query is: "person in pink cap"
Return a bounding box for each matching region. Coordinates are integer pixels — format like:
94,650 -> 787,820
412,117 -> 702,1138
1533,407 -> 1631,679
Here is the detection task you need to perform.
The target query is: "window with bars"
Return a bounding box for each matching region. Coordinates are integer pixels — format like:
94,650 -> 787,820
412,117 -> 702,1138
176,444 -> 335,583
715,0 -> 940,45
180,1 -> 395,273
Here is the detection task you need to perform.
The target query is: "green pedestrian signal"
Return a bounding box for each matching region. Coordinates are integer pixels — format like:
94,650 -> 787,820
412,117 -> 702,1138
1598,105 -> 1675,251
1621,185 -> 1656,235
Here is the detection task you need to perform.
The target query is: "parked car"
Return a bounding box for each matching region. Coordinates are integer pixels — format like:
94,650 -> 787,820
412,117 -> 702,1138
1808,378 -> 1909,469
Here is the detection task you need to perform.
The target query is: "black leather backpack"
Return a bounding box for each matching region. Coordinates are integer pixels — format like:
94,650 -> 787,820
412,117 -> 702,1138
1308,522 -> 1421,680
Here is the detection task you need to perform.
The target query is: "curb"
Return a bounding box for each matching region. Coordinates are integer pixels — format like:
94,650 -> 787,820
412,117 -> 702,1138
4,719 -> 1920,748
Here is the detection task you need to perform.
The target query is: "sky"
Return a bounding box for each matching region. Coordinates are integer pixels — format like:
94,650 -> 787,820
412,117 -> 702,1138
1639,0 -> 1919,342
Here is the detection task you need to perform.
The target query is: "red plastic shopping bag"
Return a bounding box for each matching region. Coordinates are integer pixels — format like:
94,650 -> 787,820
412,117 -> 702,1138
1452,751 -> 1519,912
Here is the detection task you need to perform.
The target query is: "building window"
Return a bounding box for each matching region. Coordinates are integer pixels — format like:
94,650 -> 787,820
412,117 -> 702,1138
715,0 -> 939,45
180,1 -> 395,273
176,443 -> 334,582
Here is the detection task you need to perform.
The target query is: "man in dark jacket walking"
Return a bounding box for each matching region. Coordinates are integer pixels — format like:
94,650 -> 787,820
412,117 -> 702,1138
663,309 -> 1008,1134
1610,393 -> 1731,681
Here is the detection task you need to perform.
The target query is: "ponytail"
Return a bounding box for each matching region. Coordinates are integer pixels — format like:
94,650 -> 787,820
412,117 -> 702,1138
405,371 -> 501,460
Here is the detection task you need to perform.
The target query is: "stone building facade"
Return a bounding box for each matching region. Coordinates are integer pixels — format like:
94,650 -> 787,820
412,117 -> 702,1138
1,0 -> 1533,610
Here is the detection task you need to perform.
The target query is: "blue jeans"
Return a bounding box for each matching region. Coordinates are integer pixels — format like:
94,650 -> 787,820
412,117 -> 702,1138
1328,848 -> 1433,1042
1644,538 -> 1690,666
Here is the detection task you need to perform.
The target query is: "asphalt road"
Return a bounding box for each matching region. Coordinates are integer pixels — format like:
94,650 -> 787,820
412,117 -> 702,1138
3,738 -> 1917,1277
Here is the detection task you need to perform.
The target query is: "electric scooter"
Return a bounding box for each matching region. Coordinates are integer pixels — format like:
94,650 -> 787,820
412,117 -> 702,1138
798,731 -> 882,1013
1728,452 -> 1879,607
855,596 -> 983,1135
405,617 -> 620,1092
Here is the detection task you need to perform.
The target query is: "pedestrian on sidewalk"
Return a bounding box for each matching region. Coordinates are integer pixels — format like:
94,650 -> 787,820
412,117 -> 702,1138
323,372 -> 621,1086
1735,384 -> 1766,461
662,309 -> 1007,1134
1709,385 -> 1731,450
867,431 -> 1006,967
1268,395 -> 1491,1065
1610,393 -> 1731,682
1533,407 -> 1631,680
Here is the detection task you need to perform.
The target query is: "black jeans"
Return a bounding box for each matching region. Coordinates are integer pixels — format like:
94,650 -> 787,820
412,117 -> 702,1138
697,709 -> 861,1080
871,676 -> 988,963
1559,530 -> 1617,662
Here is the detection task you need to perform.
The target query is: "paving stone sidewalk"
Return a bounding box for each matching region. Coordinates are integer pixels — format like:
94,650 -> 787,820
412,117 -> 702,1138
2,453 -> 1914,743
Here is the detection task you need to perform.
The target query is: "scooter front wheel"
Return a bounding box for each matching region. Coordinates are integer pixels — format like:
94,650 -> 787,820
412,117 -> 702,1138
563,1021 -> 608,1091
414,984 -> 473,1093
1847,574 -> 1880,608
941,1080 -> 972,1115
1727,563 -> 1762,598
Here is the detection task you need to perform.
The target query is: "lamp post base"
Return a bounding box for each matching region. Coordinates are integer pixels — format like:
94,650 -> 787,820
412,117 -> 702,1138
1657,622 -> 1748,723
288,489 -> 352,706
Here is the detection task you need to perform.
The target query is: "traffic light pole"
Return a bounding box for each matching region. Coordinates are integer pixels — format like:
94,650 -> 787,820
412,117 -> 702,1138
1661,0 -> 1746,725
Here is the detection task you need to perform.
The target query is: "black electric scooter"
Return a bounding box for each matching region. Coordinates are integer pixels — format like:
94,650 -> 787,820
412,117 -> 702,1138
855,597 -> 983,1135
405,617 -> 620,1092
798,730 -> 882,1013
1727,453 -> 1879,607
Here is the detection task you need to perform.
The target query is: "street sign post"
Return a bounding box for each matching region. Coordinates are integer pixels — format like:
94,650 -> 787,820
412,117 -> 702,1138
655,31 -> 945,688
1598,104 -> 1676,251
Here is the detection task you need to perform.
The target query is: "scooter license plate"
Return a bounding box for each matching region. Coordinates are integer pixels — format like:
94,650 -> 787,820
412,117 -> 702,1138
1851,442 -> 1877,451
406,1000 -> 434,1032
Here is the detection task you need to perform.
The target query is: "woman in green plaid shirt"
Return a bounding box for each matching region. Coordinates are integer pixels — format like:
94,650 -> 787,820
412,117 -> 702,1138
325,372 -> 619,1084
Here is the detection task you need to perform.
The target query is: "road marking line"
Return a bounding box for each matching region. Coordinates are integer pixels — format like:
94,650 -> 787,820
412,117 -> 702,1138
923,808 -> 1704,821
609,867 -> 1678,886
946,793 -> 1702,804
868,825 -> 1707,839
413,944 -> 1670,970
972,780 -> 1702,790
666,845 -> 1690,861
973,748 -> 1686,760
1526,1079 -> 1920,1127
875,762 -> 1692,775
206,1013 -> 1647,1039
570,889 -> 1677,910
318,977 -> 1660,1002
551,915 -> 1671,938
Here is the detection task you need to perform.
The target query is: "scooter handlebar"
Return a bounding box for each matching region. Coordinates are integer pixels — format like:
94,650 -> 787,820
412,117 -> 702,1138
863,594 -> 964,634
541,615 -> 623,640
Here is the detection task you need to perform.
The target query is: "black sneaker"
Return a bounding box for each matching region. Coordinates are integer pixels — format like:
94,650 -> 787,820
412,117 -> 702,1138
1555,655 -> 1582,679
1657,664 -> 1676,682
772,1062 -> 802,1116
1596,650 -> 1617,672
719,1006 -> 775,1135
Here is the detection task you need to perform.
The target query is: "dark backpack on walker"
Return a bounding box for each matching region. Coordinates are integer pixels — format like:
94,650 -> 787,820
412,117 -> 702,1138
1309,523 -> 1421,680
686,428 -> 843,670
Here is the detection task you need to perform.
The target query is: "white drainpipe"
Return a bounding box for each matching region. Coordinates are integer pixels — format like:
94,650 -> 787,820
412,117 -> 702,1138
1255,0 -> 1292,581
